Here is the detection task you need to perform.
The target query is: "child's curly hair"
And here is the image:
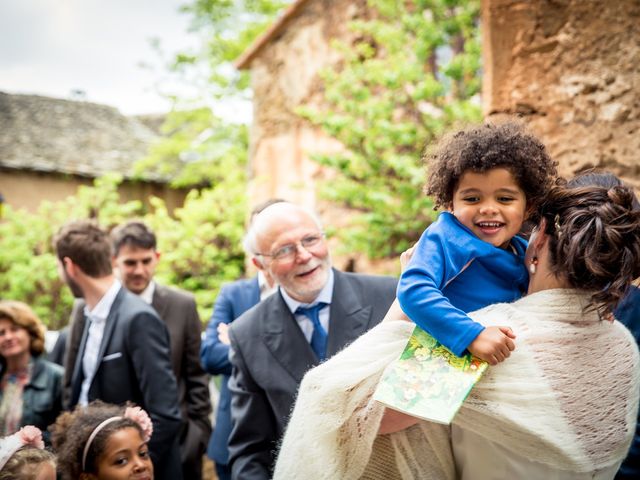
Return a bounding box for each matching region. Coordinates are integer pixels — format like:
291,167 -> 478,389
425,122 -> 558,212
0,446 -> 55,480
49,401 -> 145,480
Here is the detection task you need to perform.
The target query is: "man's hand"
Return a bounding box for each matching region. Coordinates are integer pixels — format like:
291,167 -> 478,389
467,326 -> 516,365
217,323 -> 230,345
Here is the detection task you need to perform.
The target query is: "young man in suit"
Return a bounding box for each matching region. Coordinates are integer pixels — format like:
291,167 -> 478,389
109,221 -> 212,480
55,220 -> 183,480
201,199 -> 281,480
227,202 -> 398,479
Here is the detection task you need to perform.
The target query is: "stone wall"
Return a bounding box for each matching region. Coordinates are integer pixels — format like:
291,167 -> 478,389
482,0 -> 640,188
0,169 -> 186,214
247,0 -> 367,208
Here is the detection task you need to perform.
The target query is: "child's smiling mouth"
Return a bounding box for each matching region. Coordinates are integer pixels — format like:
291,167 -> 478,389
476,221 -> 505,234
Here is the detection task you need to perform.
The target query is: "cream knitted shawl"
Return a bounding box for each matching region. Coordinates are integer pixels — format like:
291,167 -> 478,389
274,289 -> 639,480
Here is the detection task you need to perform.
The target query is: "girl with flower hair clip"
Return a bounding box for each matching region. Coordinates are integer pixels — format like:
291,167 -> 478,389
50,400 -> 154,480
0,425 -> 56,480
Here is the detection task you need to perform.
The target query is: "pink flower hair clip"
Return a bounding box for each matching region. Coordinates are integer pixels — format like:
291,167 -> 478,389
0,426 -> 45,471
124,406 -> 153,442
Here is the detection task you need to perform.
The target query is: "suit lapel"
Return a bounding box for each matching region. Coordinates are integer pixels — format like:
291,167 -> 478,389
151,284 -> 169,319
326,270 -> 372,356
263,292 -> 318,383
93,289 -> 124,381
70,313 -> 90,404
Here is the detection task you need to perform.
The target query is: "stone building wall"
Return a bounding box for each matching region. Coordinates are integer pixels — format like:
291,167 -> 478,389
482,0 -> 640,187
243,0 -> 377,271
0,169 -> 185,214
245,0 -> 367,209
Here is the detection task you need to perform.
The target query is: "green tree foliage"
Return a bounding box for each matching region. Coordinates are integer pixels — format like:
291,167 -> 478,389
0,175 -> 141,328
299,0 -> 482,259
136,0 -> 289,187
0,0 -> 483,326
134,107 -> 249,188
0,176 -> 245,327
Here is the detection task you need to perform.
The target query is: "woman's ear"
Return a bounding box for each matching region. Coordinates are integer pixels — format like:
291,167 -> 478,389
530,219 -> 550,253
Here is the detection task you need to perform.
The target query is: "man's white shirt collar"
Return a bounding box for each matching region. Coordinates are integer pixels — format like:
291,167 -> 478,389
138,280 -> 156,305
83,279 -> 122,323
79,279 -> 121,406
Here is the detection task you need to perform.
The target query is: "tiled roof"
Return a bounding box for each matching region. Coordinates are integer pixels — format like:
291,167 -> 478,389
0,92 -> 165,181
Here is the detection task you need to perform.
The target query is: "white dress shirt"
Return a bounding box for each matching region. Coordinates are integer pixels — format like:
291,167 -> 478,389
79,279 -> 122,406
138,280 -> 156,305
281,269 -> 335,342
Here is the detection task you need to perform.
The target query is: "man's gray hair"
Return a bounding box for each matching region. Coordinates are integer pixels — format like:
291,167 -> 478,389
242,203 -> 323,256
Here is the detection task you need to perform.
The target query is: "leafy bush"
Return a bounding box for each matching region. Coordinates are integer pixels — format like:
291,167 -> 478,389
0,175 -> 245,328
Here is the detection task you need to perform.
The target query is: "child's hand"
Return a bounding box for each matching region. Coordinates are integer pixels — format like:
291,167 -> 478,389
468,326 -> 516,365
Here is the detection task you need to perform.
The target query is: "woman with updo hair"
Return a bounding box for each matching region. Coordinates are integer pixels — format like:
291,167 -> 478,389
50,400 -> 154,480
0,301 -> 63,438
274,182 -> 640,480
566,170 -> 640,480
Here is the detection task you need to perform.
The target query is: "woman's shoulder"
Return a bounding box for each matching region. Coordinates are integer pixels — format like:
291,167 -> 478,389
468,301 -> 518,327
33,356 -> 64,380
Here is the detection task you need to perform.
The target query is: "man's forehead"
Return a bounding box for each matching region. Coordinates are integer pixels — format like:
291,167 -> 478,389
115,244 -> 157,259
260,216 -> 318,244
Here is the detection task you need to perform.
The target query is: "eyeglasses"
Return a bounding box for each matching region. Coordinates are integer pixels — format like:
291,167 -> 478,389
256,233 -> 325,262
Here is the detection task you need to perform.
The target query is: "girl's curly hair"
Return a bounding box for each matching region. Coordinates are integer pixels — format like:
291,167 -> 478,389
49,401 -> 144,480
425,122 -> 558,212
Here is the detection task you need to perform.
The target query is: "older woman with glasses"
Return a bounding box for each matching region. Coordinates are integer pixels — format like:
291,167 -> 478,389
0,301 -> 63,439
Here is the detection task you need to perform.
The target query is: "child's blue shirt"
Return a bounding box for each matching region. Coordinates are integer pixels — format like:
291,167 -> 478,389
397,212 -> 529,356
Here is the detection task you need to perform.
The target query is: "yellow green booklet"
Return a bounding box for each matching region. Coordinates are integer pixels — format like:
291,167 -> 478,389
373,325 -> 488,425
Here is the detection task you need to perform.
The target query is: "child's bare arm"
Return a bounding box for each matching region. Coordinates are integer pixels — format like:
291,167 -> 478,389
467,326 -> 516,365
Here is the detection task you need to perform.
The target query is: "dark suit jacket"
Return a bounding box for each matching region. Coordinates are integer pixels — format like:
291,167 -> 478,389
47,325 -> 69,366
615,285 -> 640,479
200,276 -> 260,465
65,288 -> 183,480
227,269 -> 397,480
152,284 -> 212,474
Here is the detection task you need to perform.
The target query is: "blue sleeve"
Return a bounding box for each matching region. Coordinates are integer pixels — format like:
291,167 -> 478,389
397,218 -> 485,356
200,284 -> 233,376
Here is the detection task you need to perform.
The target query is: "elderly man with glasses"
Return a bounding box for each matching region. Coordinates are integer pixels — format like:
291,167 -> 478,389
226,202 -> 397,480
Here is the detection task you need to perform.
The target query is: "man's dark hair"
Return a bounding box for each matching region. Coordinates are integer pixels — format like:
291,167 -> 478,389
110,221 -> 157,256
53,220 -> 112,277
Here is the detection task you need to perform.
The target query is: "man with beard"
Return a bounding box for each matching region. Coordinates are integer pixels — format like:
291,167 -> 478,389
108,220 -> 211,480
227,202 -> 397,480
54,220 -> 183,480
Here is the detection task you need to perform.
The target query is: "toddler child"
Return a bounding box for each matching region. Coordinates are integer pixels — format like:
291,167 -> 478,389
0,426 -> 56,480
397,122 -> 558,365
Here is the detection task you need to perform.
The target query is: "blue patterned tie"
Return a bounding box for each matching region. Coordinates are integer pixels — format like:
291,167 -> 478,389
296,302 -> 329,361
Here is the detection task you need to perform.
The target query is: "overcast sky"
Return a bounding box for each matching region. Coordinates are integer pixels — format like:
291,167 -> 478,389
0,0 -> 198,115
